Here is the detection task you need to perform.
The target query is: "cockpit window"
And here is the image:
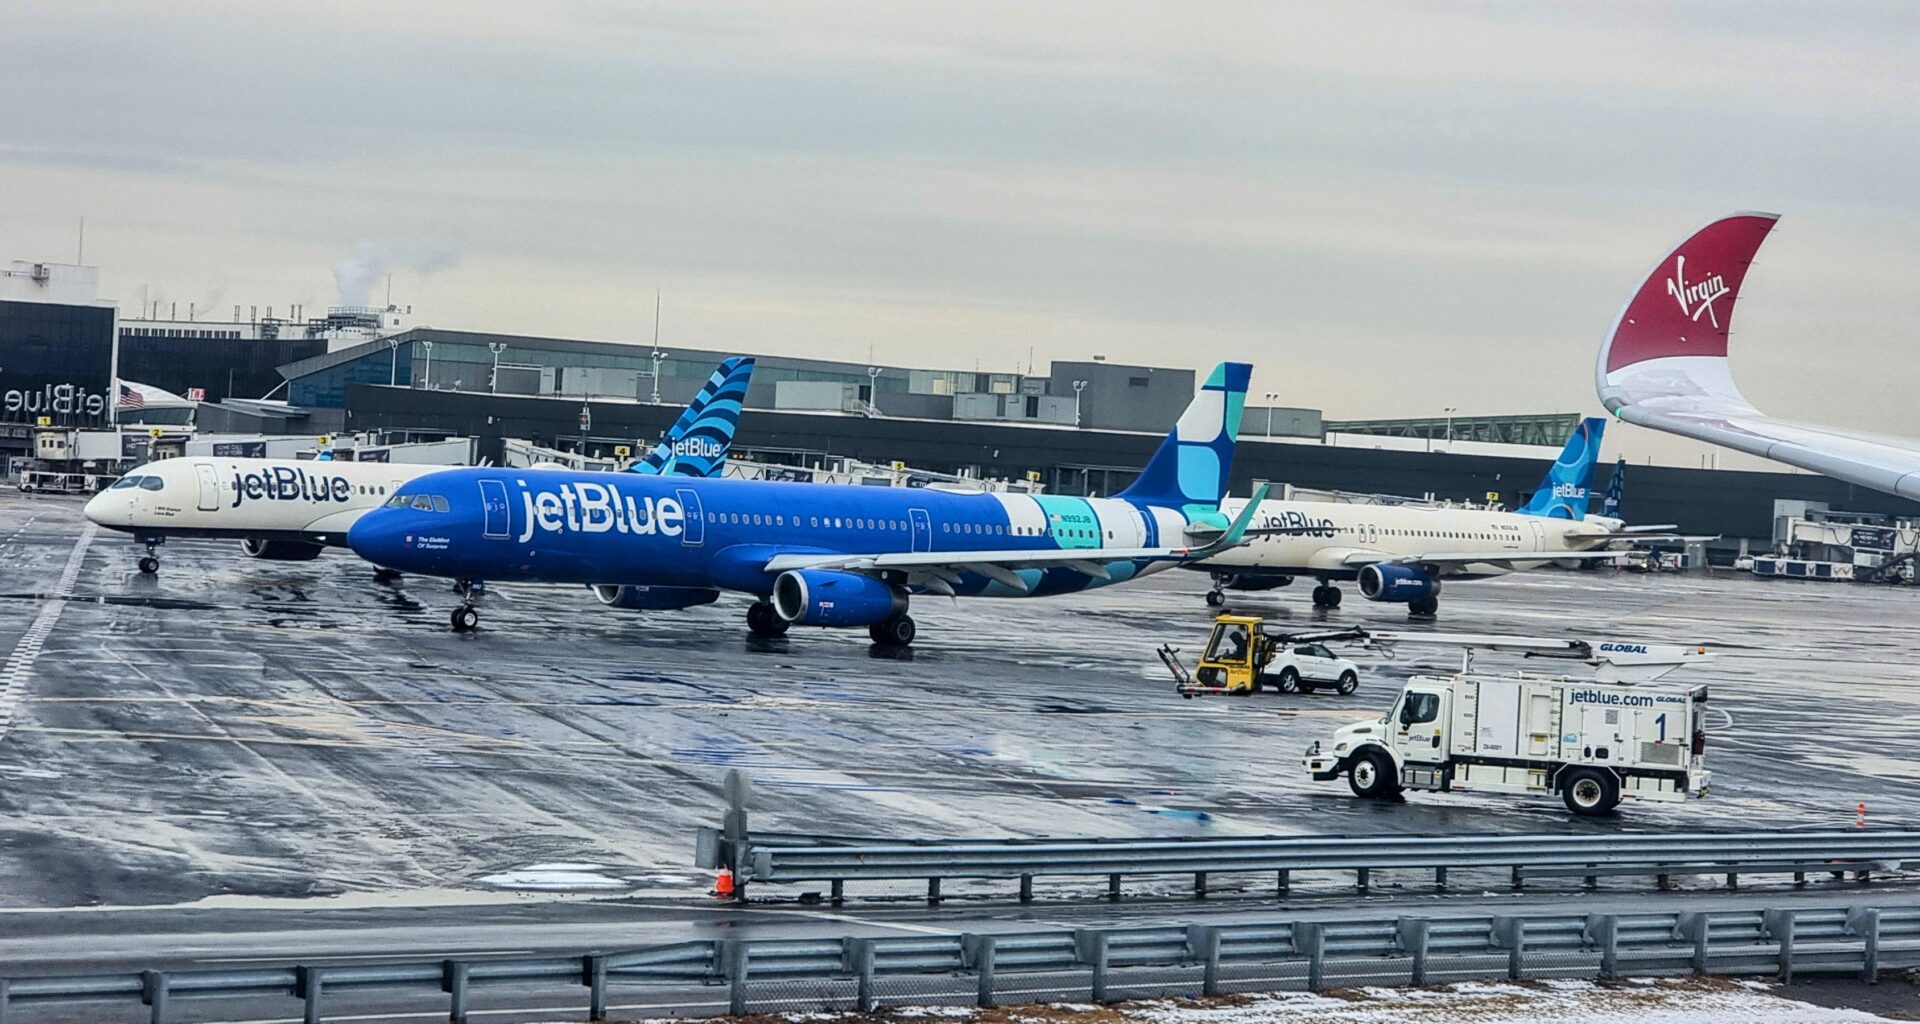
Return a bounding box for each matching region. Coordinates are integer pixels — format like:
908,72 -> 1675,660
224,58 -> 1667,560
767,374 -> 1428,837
110,475 -> 142,489
410,494 -> 435,511
384,494 -> 409,508
431,496 -> 449,512
139,477 -> 164,491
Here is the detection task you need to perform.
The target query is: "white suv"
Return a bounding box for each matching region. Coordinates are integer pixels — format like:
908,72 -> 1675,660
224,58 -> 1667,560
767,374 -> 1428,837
1265,643 -> 1361,695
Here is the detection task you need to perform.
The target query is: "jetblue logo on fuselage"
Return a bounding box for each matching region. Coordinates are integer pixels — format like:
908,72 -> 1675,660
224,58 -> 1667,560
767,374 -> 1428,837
231,467 -> 352,508
1259,510 -> 1336,538
516,482 -> 684,542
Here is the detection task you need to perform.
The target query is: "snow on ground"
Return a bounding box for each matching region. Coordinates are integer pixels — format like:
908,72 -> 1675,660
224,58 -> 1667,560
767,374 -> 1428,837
622,978 -> 1903,1024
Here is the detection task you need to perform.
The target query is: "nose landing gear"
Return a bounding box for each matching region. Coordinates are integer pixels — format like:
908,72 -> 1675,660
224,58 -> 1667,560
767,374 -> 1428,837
450,579 -> 483,633
137,538 -> 163,576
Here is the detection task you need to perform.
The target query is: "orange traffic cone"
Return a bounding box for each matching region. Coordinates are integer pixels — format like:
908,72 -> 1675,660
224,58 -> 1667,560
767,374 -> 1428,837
712,867 -> 736,899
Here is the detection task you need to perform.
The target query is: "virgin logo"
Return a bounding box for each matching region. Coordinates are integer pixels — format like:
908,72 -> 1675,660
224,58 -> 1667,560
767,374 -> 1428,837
1666,255 -> 1730,328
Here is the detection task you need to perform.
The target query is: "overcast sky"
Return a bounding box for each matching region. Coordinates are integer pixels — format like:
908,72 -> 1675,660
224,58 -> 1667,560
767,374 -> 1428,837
3,1 -> 1916,468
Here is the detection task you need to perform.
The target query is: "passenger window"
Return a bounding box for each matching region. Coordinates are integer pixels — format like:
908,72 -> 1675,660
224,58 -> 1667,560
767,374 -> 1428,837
431,496 -> 450,513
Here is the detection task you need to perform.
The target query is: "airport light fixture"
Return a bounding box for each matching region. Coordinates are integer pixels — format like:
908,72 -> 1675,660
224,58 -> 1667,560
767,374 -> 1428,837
1265,391 -> 1281,436
488,342 -> 507,393
1444,406 -> 1458,449
421,339 -> 434,389
650,348 -> 669,404
867,366 -> 882,415
386,337 -> 401,386
1073,380 -> 1089,426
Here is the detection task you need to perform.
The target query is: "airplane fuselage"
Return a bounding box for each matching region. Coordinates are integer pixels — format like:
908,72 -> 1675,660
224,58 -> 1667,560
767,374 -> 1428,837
85,457 -> 437,545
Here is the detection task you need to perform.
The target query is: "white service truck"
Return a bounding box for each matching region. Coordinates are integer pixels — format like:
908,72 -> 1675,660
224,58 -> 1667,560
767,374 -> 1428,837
1303,635 -> 1713,816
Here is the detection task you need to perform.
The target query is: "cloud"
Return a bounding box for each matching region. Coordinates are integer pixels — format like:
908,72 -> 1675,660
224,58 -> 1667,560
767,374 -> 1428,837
332,240 -> 460,308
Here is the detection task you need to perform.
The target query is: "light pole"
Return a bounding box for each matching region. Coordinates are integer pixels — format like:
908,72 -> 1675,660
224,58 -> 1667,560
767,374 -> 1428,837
866,366 -> 881,415
1443,406 -> 1458,451
488,342 -> 507,393
1264,391 -> 1280,436
386,337 -> 401,385
420,339 -> 434,389
578,401 -> 592,456
650,348 -> 669,404
1072,380 -> 1088,426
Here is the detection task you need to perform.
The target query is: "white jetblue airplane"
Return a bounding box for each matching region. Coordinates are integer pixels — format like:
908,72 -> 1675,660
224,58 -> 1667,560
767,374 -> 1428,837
1194,418 -> 1630,616
1599,212 -> 1920,500
84,357 -> 755,575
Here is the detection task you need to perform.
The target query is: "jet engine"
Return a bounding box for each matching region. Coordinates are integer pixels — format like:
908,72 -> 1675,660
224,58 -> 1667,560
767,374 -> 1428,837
590,584 -> 721,611
239,539 -> 325,561
1357,563 -> 1439,603
771,569 -> 907,627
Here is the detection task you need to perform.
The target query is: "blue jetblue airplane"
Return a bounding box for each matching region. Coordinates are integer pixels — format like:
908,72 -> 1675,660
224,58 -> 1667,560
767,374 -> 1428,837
348,362 -> 1265,644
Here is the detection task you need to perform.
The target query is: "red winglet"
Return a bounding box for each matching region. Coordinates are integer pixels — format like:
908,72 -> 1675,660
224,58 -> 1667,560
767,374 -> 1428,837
1602,212 -> 1780,374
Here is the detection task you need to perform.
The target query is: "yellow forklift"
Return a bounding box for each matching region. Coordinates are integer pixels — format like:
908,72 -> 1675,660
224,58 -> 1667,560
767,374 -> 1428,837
1159,616 -> 1371,697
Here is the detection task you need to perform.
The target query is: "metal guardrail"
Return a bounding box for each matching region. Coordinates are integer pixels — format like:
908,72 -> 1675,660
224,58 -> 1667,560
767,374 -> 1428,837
5,901 -> 1917,1023
700,828 -> 1920,903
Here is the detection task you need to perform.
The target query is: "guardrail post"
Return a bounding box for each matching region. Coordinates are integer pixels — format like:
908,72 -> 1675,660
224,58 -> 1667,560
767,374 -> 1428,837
1589,915 -> 1620,980
582,955 -> 608,1021
965,934 -> 998,1008
1297,923 -> 1326,992
1019,874 -> 1033,903
724,940 -> 750,1016
1108,874 -> 1122,901
1186,925 -> 1222,997
1767,910 -> 1796,983
1496,918 -> 1526,980
1657,866 -> 1671,890
850,938 -> 876,1012
0,978 -> 10,1024
1194,871 -> 1208,898
1356,867 -> 1370,892
1859,908 -> 1881,984
141,970 -> 169,1024
927,878 -> 942,905
1277,868 -> 1290,894
1678,913 -> 1710,975
296,966 -> 324,1024
1074,929 -> 1111,1003
1434,867 -> 1448,891
1511,866 -> 1524,890
1726,871 -> 1738,890
831,880 -> 844,906
443,960 -> 469,1024
1397,918 -> 1431,985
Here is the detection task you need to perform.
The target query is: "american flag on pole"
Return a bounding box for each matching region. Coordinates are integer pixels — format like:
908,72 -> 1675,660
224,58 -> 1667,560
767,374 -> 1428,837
116,383 -> 145,410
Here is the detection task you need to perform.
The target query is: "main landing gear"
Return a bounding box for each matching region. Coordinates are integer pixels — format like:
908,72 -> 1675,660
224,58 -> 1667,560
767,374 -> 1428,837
450,579 -> 483,633
1407,596 -> 1439,617
746,601 -> 790,638
1310,583 -> 1343,609
868,614 -> 916,647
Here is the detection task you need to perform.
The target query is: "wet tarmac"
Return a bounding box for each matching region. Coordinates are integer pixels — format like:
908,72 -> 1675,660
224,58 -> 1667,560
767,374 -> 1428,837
0,490 -> 1916,912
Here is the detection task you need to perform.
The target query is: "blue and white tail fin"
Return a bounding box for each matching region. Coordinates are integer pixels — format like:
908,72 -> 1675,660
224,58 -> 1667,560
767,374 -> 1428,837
1116,362 -> 1251,513
630,356 -> 754,477
1518,416 -> 1606,519
1600,457 -> 1625,519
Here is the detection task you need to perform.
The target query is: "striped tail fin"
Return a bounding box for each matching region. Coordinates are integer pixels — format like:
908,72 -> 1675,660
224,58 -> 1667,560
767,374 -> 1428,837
1115,362 -> 1251,513
631,356 -> 754,477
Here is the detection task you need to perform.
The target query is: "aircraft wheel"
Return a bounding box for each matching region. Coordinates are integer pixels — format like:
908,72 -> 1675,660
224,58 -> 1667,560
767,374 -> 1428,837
746,601 -> 789,637
138,556 -> 160,575
1205,589 -> 1226,608
1409,596 -> 1437,617
869,614 -> 916,647
451,606 -> 478,633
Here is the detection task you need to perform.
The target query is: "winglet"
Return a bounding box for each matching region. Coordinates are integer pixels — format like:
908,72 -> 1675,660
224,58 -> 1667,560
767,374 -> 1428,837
1186,483 -> 1268,558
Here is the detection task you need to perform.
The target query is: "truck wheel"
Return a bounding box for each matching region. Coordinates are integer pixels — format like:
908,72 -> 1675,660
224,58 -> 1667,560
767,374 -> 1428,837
1336,671 -> 1359,695
1561,769 -> 1619,816
1276,667 -> 1301,693
1348,749 -> 1400,798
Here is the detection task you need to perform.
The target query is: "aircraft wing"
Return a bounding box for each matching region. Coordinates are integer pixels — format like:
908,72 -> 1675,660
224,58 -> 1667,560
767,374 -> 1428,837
1596,211 -> 1920,501
762,485 -> 1269,592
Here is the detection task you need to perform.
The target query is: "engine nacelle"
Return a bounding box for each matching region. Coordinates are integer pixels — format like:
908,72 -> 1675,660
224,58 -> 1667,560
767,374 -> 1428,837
1357,563 -> 1439,603
1218,573 -> 1292,591
771,569 -> 907,627
590,584 -> 721,611
239,538 -> 325,561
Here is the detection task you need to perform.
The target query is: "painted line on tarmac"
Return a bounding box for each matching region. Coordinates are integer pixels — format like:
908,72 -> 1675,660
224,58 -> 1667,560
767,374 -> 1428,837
0,523 -> 94,738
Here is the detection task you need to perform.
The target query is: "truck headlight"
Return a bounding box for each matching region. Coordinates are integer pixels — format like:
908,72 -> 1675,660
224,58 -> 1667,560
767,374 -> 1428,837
1333,742 -> 1348,754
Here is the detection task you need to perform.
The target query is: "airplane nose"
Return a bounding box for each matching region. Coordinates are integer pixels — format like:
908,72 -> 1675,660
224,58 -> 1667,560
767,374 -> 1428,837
83,490 -> 129,528
348,509 -> 424,571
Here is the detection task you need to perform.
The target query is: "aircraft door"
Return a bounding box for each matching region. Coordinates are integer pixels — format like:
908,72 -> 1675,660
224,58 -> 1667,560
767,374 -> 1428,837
909,508 -> 932,552
1527,519 -> 1545,552
194,463 -> 221,512
676,488 -> 705,546
478,479 -> 511,540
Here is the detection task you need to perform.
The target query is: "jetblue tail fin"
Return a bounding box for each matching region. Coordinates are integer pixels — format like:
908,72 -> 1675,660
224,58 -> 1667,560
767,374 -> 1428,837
630,356 -> 754,477
1518,416 -> 1606,519
1116,362 -> 1251,511
1600,457 -> 1625,519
